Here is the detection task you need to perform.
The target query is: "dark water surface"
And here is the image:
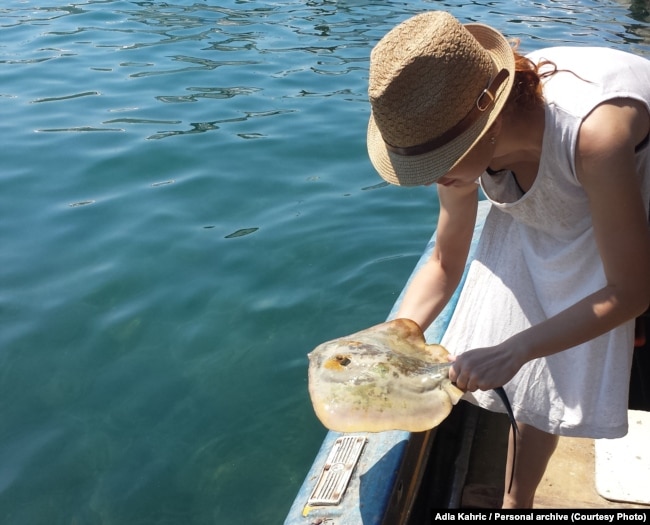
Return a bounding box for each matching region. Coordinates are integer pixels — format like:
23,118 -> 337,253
1,1 -> 648,523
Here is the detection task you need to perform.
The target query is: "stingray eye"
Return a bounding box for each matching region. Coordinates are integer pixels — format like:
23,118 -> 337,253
335,354 -> 351,366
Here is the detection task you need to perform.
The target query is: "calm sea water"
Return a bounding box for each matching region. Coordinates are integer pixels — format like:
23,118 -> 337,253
1,1 -> 648,523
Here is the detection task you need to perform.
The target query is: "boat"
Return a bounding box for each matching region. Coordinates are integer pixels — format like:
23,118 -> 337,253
285,200 -> 650,523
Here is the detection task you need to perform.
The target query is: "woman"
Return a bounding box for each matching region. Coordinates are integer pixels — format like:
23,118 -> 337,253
366,11 -> 650,508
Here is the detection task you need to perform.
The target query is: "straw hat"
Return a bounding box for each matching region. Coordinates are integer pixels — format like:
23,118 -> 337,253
367,11 -> 515,186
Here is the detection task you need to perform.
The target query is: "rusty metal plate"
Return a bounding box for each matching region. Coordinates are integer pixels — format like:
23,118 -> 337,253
307,435 -> 367,506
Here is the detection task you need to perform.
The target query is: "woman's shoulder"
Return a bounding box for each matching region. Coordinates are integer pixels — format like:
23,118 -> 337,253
578,98 -> 649,162
528,47 -> 650,119
526,46 -> 648,65
527,46 -> 650,84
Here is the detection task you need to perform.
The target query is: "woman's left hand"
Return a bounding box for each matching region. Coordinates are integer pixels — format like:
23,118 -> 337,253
448,341 -> 527,392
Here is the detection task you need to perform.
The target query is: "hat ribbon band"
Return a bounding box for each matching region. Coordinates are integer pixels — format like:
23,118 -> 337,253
384,68 -> 510,157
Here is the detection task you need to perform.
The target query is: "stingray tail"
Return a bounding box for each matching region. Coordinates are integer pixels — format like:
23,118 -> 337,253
493,386 -> 519,494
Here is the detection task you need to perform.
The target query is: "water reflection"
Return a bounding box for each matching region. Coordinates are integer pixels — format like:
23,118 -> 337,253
5,0 -> 646,145
0,2 -> 648,525
620,0 -> 650,21
616,0 -> 650,46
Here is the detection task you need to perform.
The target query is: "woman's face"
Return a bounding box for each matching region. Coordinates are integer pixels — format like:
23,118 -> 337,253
435,130 -> 497,188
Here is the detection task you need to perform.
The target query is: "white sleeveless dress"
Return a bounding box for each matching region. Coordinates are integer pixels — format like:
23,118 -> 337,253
440,47 -> 650,438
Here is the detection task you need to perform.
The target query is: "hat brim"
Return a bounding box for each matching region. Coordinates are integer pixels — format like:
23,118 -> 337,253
367,23 -> 515,186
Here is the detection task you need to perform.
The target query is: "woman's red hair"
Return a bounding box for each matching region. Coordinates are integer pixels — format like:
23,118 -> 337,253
507,40 -> 557,110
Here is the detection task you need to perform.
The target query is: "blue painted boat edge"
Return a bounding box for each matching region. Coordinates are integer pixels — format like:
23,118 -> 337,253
284,429 -> 410,524
284,201 -> 492,524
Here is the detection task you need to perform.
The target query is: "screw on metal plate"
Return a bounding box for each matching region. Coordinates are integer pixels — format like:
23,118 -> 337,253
307,435 -> 367,507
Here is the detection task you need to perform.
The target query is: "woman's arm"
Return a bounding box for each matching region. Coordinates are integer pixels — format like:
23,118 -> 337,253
450,98 -> 650,392
396,182 -> 479,331
524,99 -> 650,351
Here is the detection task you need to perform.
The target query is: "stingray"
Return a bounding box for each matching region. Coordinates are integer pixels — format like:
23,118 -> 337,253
307,318 -> 519,493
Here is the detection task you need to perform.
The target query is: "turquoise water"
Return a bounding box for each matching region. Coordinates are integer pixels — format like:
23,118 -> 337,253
0,1 -> 648,523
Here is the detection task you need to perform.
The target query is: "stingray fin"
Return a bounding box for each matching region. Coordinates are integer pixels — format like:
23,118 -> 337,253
493,386 -> 519,494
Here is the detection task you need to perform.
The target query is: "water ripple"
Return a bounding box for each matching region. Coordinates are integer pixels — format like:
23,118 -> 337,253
31,91 -> 100,104
0,1 -> 647,524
